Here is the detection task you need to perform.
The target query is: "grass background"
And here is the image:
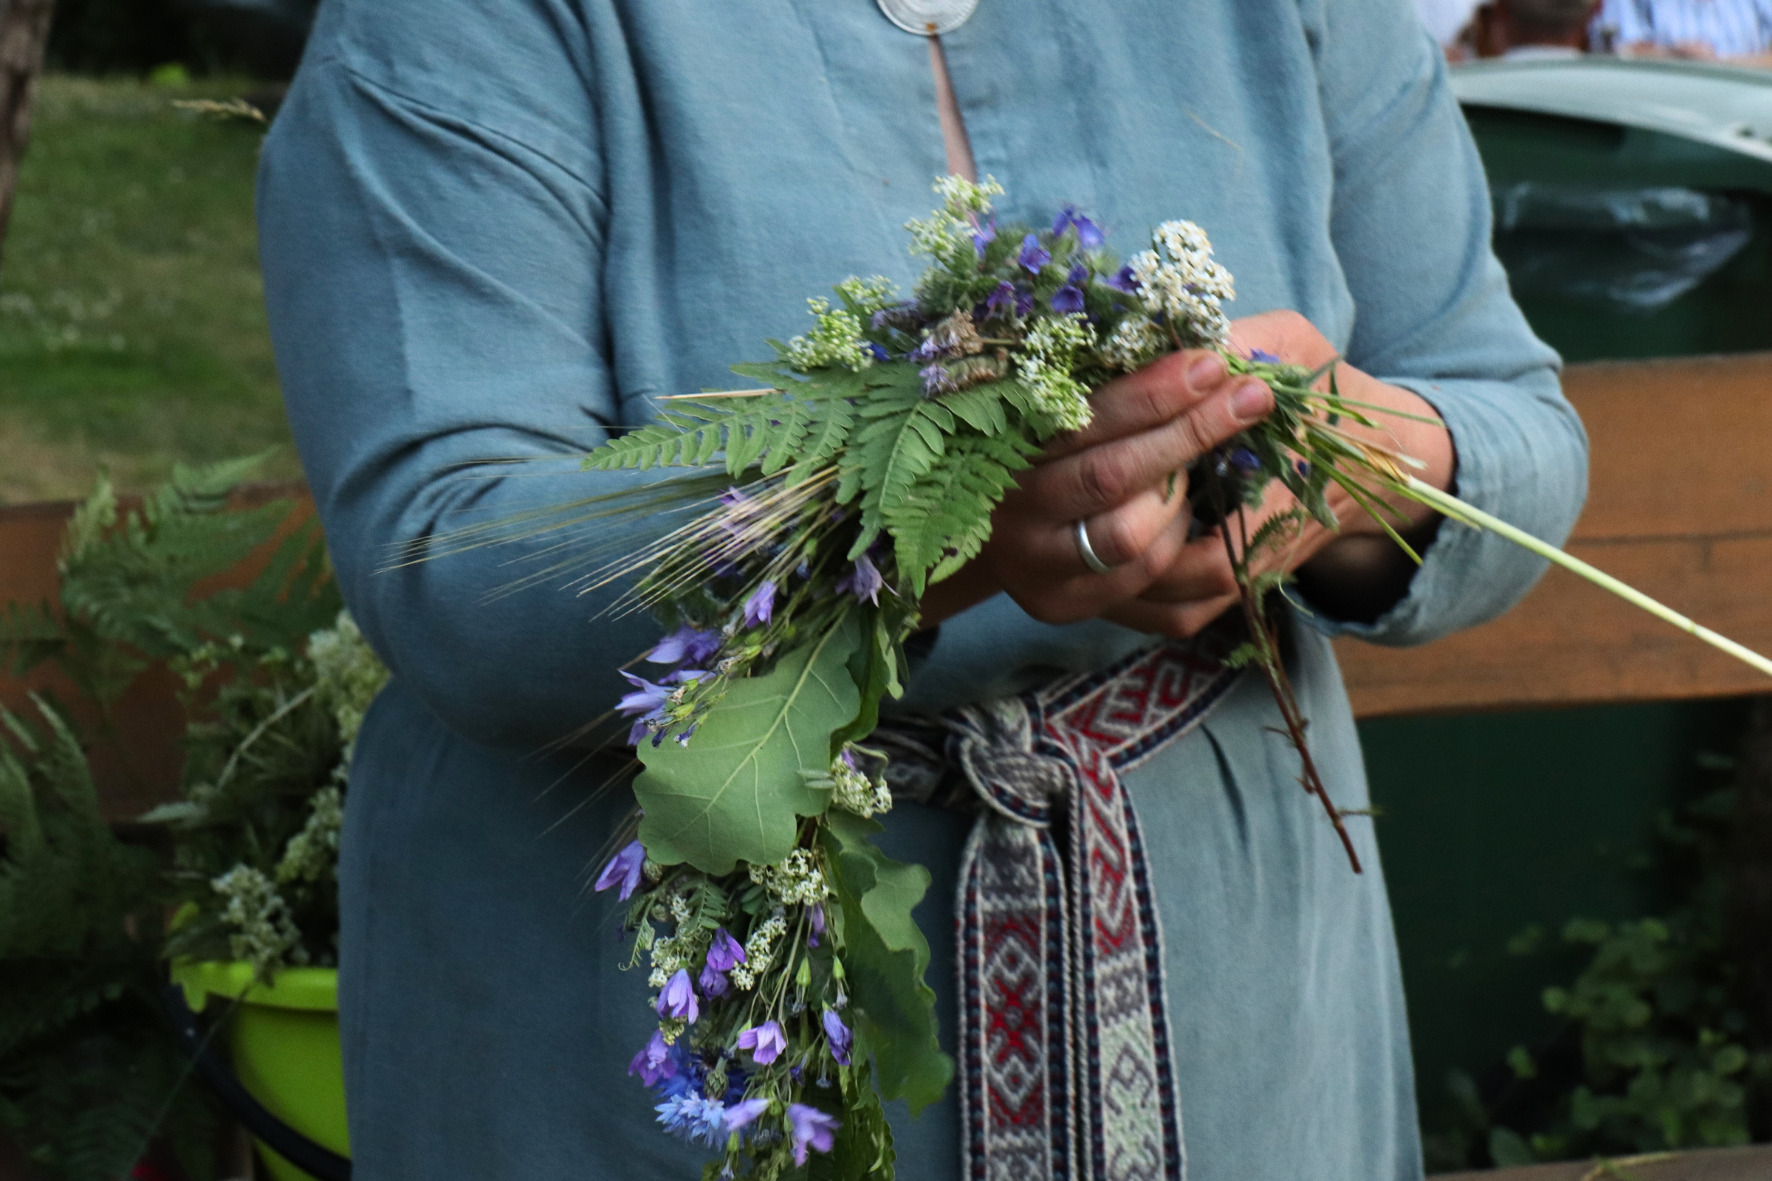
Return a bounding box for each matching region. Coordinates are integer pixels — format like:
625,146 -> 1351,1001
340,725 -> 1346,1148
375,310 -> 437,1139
0,74 -> 297,504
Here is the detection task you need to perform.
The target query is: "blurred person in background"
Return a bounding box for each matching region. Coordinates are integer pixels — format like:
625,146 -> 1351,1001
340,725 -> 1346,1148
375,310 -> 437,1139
1473,0 -> 1604,57
1415,0 -> 1485,56
1591,0 -> 1772,63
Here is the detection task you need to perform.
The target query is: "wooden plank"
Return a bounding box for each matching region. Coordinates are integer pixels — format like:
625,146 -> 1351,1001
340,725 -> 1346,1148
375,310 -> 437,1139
1339,352 -> 1772,717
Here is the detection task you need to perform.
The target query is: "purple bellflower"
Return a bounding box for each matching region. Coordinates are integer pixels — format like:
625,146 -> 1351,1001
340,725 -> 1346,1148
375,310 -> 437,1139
706,927 -> 747,972
725,1097 -> 770,1131
698,960 -> 729,998
1247,348 -> 1281,364
835,553 -> 884,606
822,1008 -> 853,1065
984,279 -> 1019,320
969,212 -> 997,257
1105,264 -> 1139,294
742,580 -> 777,628
737,1020 -> 787,1065
648,624 -> 721,667
1050,284 -> 1086,315
807,903 -> 826,948
1052,205 -> 1106,249
1017,233 -> 1051,274
628,1029 -> 677,1086
617,671 -> 672,745
657,969 -> 699,1024
787,1103 -> 840,1165
594,839 -> 646,901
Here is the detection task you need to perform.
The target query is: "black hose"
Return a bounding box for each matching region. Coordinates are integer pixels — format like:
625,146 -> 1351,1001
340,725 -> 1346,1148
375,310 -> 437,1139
159,984 -> 354,1181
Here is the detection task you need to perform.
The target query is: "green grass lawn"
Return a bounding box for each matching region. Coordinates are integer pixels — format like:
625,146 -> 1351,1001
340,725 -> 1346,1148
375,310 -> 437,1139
0,74 -> 299,504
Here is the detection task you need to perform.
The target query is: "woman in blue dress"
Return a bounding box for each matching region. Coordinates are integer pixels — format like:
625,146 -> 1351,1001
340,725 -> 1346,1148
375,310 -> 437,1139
258,0 -> 1586,1176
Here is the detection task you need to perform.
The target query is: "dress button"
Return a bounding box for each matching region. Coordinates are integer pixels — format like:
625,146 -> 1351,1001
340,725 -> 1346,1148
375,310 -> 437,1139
875,0 -> 981,36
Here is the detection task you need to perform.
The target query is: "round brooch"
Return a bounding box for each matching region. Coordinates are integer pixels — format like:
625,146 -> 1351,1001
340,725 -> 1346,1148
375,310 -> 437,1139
875,0 -> 981,35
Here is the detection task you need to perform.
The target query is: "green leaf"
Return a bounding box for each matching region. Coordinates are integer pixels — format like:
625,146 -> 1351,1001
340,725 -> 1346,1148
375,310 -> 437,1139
822,811 -> 953,1114
821,1062 -> 896,1179
635,617 -> 861,872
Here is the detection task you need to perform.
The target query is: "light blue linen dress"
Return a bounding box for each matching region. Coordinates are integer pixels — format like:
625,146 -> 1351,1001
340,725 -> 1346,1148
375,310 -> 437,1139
257,1 -> 1588,1176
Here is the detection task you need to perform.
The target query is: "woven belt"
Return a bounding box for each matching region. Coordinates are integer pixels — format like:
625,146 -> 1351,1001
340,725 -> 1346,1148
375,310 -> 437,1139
875,637 -> 1243,1181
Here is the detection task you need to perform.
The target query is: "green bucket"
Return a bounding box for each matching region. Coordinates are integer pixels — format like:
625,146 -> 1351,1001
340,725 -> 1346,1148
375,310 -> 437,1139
172,961 -> 349,1181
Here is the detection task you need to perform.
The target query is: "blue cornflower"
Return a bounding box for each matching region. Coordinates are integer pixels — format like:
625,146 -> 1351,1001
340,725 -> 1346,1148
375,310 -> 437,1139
628,1029 -> 676,1086
742,580 -> 777,628
1105,264 -> 1139,294
1247,348 -> 1281,364
1051,204 -> 1105,249
655,1094 -> 729,1148
1016,234 -> 1050,274
594,839 -> 646,901
1229,447 -> 1262,473
787,1104 -> 839,1165
822,1008 -> 852,1065
863,341 -> 891,362
657,969 -> 699,1024
835,554 -> 884,606
648,624 -> 721,667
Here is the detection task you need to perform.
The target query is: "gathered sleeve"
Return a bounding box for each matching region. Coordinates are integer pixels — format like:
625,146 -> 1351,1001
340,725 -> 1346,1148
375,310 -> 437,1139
1300,0 -> 1589,647
258,8 -> 670,751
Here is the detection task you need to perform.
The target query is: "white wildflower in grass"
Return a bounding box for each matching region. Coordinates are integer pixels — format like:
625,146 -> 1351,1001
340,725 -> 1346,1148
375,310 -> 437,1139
212,864 -> 307,977
1100,314 -> 1169,374
276,785 -> 343,886
1019,313 -> 1096,432
906,174 -> 1006,275
784,297 -> 873,372
751,849 -> 830,907
1126,219 -> 1235,347
730,910 -> 788,991
933,173 -> 1004,216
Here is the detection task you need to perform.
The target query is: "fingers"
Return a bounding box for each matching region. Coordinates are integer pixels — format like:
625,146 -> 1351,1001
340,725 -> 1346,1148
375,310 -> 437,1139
1046,350 -> 1231,458
1100,593 -> 1240,640
1130,536 -> 1238,603
1025,377 -> 1271,521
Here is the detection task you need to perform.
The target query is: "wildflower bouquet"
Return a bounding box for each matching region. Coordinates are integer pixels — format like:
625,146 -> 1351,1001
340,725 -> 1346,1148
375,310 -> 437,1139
528,177 -> 1769,1178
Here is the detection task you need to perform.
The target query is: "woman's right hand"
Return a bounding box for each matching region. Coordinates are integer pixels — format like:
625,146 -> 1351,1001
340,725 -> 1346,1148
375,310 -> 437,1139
919,348 -> 1275,627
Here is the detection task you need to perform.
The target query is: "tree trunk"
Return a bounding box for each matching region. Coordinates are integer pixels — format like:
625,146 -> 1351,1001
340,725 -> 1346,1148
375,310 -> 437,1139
0,0 -> 54,271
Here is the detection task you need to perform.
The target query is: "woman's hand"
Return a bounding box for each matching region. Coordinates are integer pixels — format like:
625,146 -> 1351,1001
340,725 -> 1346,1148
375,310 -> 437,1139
920,309 -> 1457,636
918,348 -> 1275,626
1103,310 -> 1457,638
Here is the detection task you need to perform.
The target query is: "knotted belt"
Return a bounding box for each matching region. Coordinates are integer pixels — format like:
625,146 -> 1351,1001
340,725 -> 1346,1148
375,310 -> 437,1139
875,637 -> 1244,1181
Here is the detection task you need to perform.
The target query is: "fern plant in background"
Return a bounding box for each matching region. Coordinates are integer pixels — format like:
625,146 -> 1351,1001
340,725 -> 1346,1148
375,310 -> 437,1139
0,458 -> 384,1176
0,696 -> 219,1181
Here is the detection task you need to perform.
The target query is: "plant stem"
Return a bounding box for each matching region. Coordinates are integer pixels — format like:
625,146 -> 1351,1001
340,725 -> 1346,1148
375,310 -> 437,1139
1397,476 -> 1772,681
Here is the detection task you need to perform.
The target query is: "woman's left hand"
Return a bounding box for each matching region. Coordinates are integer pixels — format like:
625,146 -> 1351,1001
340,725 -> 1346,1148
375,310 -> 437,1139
1099,309 -> 1457,639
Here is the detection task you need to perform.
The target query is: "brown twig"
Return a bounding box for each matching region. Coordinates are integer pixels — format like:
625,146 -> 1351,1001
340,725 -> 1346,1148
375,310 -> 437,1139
1219,500 -> 1363,874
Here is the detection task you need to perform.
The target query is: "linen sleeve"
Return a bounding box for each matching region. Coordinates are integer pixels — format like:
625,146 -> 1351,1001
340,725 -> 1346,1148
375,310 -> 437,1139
258,10 -> 670,750
1300,0 -> 1589,647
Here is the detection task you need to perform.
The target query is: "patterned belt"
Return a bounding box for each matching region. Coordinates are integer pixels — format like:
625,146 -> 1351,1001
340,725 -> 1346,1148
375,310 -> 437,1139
874,636 -> 1244,1181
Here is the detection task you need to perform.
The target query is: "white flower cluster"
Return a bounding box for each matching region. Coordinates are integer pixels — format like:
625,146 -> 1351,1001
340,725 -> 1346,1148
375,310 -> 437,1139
730,910 -> 788,991
276,784 -> 342,886
1018,313 -> 1096,432
831,752 -> 893,818
1125,219 -> 1235,347
212,864 -> 307,976
834,274 -> 898,317
784,297 -> 873,372
1099,314 -> 1169,374
905,174 -> 1005,269
748,848 -> 830,907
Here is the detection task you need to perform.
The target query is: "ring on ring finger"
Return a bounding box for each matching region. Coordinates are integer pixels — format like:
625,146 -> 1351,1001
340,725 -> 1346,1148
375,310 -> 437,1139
1074,518 -> 1118,575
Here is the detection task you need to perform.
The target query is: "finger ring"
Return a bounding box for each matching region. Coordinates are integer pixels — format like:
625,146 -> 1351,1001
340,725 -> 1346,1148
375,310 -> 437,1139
1074,518 -> 1117,575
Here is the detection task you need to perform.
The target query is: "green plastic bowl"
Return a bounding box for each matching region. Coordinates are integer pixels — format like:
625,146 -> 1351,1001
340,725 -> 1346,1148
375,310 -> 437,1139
172,961 -> 348,1181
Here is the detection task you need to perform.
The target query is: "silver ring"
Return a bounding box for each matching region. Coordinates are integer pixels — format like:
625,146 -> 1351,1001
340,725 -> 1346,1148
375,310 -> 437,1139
1074,519 -> 1117,575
